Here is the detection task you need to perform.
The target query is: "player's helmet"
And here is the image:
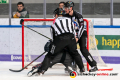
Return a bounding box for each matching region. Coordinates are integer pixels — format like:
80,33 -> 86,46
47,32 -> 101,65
53,8 -> 59,15
53,8 -> 65,15
64,1 -> 74,8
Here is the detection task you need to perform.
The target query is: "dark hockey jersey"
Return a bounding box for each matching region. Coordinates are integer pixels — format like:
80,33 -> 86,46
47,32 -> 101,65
64,11 -> 85,39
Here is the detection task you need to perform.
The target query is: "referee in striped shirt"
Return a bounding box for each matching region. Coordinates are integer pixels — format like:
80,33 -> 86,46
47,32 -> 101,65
64,1 -> 98,72
37,8 -> 84,75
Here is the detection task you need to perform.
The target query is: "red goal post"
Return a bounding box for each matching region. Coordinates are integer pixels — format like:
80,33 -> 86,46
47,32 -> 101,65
22,19 -> 55,69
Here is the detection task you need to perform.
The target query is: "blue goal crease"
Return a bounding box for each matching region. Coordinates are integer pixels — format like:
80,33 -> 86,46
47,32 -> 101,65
0,25 -> 120,28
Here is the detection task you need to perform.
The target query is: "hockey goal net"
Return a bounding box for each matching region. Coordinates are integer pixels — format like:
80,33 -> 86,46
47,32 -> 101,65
22,19 -> 113,71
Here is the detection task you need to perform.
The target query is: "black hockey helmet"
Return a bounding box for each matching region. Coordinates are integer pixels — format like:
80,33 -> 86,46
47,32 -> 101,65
53,8 -> 59,15
53,8 -> 65,15
64,1 -> 74,8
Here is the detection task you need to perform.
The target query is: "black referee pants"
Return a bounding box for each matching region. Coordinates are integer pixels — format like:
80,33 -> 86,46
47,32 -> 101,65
78,31 -> 97,67
41,33 -> 84,71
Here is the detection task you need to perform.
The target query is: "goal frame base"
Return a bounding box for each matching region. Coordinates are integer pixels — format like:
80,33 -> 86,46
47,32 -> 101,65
22,19 -> 113,71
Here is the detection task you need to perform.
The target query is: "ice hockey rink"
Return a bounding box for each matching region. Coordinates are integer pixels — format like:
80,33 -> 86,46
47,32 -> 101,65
0,62 -> 120,80
0,0 -> 120,80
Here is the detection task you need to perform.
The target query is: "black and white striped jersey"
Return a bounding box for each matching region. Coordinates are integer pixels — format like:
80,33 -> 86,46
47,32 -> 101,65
50,17 -> 76,40
64,11 -> 85,39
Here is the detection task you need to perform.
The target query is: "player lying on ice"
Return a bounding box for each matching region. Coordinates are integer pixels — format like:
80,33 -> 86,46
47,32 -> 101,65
27,43 -> 78,77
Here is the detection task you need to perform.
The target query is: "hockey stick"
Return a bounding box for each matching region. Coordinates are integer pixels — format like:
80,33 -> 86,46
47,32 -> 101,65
20,19 -> 51,40
23,25 -> 51,40
9,52 -> 46,72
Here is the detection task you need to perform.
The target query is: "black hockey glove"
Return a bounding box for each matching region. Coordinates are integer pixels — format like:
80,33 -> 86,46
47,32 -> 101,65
20,19 -> 24,25
44,40 -> 52,52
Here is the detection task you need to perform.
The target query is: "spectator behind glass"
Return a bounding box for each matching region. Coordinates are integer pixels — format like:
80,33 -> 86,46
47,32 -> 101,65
59,2 -> 65,8
12,2 -> 29,18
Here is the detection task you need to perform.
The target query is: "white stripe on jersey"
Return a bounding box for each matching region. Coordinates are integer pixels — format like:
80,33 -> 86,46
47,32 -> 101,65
67,18 -> 73,33
61,19 -> 67,32
52,23 -> 61,34
55,19 -> 65,33
51,17 -> 75,39
50,28 -> 53,40
78,25 -> 84,39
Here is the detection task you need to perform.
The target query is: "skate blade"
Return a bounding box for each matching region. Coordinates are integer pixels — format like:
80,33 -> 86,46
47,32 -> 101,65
27,72 -> 33,77
68,66 -> 74,72
27,69 -> 38,77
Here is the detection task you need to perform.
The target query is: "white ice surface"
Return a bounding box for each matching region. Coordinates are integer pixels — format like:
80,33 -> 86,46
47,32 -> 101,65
0,62 -> 120,80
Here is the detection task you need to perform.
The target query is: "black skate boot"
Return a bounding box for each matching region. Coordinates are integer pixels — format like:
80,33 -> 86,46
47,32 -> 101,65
32,63 -> 42,69
89,66 -> 98,72
27,63 -> 43,77
27,68 -> 45,77
72,63 -> 77,71
65,66 -> 77,73
64,67 -> 73,73
80,68 -> 85,73
27,68 -> 38,77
